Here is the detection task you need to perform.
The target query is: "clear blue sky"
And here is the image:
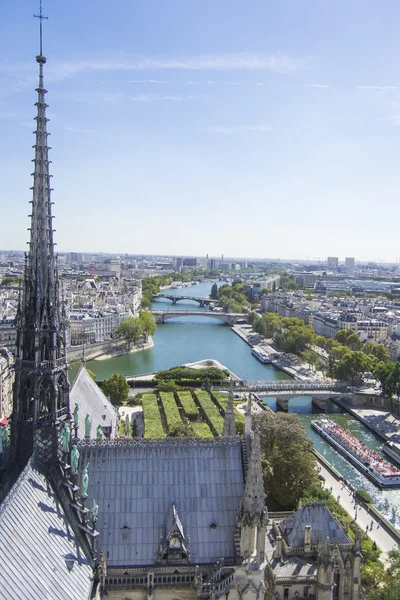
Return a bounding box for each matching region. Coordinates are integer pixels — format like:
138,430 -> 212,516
1,1 -> 400,262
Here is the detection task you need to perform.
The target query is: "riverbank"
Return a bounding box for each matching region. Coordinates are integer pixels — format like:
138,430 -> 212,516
314,450 -> 400,562
232,323 -> 325,382
67,337 -> 154,362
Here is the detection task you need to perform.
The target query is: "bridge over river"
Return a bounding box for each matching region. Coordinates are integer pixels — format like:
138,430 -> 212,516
151,310 -> 246,325
215,381 -> 353,411
152,293 -> 217,307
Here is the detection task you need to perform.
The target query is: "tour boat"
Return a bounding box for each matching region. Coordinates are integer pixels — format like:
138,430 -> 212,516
382,441 -> 400,467
251,346 -> 272,364
311,418 -> 400,488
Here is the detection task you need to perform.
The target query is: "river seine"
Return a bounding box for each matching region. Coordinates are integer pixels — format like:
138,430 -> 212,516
76,280 -> 400,528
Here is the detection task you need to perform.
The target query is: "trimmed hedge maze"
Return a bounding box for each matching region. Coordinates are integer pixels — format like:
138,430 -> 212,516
142,389 -> 242,438
142,393 -> 165,438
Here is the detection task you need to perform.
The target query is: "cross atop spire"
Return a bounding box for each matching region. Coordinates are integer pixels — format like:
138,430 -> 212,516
34,0 -> 48,59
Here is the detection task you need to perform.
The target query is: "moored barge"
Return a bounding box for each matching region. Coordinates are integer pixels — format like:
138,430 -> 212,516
311,418 -> 400,488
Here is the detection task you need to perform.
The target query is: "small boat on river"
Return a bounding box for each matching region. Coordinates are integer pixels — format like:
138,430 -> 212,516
252,346 -> 272,364
311,418 -> 400,488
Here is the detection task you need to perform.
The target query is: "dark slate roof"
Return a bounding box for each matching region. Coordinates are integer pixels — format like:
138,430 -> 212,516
0,460 -> 93,600
79,438 -> 244,567
279,502 -> 351,547
70,366 -> 117,438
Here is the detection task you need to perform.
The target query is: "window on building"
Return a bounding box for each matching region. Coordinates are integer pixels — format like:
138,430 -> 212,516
303,586 -> 309,598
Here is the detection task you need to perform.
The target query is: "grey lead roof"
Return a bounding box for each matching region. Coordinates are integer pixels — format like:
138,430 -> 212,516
279,502 -> 351,547
70,365 -> 117,438
0,460 -> 93,600
79,438 -> 244,567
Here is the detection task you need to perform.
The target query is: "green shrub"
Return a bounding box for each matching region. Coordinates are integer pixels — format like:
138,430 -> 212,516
142,393 -> 165,438
159,392 -> 183,432
177,391 -> 198,418
195,391 -> 224,435
191,422 -> 213,437
355,489 -> 373,504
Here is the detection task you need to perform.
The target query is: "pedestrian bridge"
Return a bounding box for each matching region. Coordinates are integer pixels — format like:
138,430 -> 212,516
235,381 -> 351,396
151,310 -> 245,325
216,381 -> 352,410
152,294 -> 216,307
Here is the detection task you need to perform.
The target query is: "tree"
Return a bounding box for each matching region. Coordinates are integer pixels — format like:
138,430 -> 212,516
335,351 -> 373,383
138,310 -> 156,341
302,349 -> 319,371
364,342 -> 390,364
116,317 -> 143,346
210,283 -> 218,300
258,412 -> 317,509
335,329 -> 362,351
102,373 -> 129,406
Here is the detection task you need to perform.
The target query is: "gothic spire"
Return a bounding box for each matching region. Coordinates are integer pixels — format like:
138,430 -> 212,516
242,425 -> 266,520
11,4 -> 70,469
222,390 -> 236,436
17,3 -> 65,365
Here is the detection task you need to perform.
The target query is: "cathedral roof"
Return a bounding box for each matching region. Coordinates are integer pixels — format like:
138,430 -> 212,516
279,502 -> 350,548
0,459 -> 93,600
78,437 -> 244,566
70,365 -> 117,438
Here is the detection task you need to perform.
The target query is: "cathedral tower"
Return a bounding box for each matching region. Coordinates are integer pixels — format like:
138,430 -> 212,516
12,5 -> 70,469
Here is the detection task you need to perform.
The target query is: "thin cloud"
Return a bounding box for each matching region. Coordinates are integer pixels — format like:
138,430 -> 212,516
130,94 -> 195,101
357,85 -> 397,90
129,79 -> 166,84
0,51 -> 304,86
306,84 -> 331,88
207,125 -> 271,134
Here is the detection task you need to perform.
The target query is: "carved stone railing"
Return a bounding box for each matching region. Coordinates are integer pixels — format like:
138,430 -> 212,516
77,435 -> 242,448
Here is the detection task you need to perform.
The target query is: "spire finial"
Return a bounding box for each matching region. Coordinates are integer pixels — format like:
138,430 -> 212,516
34,0 -> 48,57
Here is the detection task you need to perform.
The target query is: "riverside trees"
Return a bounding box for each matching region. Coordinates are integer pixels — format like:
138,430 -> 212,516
258,412 -> 317,509
116,312 -> 156,347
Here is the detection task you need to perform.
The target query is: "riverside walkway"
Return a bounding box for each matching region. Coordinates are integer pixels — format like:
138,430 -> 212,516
316,458 -> 399,563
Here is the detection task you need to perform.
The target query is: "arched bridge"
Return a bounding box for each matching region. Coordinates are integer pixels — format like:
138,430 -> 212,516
151,310 -> 245,325
152,294 -> 216,307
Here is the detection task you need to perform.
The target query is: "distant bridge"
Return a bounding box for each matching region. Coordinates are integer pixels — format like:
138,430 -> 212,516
151,310 -> 245,325
152,294 -> 216,307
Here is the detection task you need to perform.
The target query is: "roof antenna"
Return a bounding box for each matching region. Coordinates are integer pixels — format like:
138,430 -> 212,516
34,0 -> 48,57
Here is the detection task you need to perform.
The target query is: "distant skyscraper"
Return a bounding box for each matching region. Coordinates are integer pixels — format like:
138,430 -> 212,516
327,256 -> 339,269
345,257 -> 356,269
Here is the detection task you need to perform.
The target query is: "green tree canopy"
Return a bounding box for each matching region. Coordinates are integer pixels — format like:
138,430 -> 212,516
258,412 -> 317,509
335,351 -> 373,383
363,342 -> 390,363
138,310 -> 156,340
335,329 -> 362,351
210,283 -> 218,300
102,372 -> 129,406
116,317 -> 144,346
